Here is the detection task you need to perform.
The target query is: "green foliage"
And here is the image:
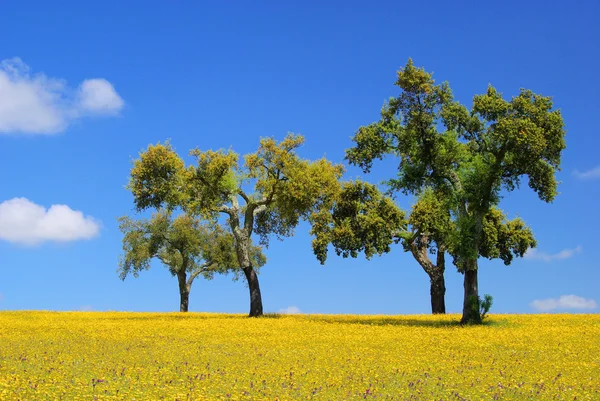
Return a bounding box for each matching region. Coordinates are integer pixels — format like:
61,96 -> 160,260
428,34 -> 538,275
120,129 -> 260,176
187,149 -> 241,220
118,211 -> 261,281
127,141 -> 188,212
129,134 -> 344,244
479,208 -> 536,265
311,180 -> 406,264
247,135 -> 345,246
346,58 -> 564,323
467,294 -> 493,324
403,188 -> 454,250
347,58 -> 565,270
480,294 -> 493,320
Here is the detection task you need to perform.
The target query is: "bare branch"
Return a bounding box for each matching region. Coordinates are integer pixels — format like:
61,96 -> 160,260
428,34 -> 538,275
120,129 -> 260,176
219,205 -> 235,217
409,235 -> 436,276
187,263 -> 210,287
238,190 -> 250,204
252,204 -> 267,217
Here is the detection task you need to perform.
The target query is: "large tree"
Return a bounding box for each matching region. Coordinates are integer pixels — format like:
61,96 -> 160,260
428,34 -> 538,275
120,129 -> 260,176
346,59 -> 564,323
127,134 -> 344,316
401,190 -> 536,315
118,211 -> 264,312
312,183 -> 534,315
311,181 -> 455,314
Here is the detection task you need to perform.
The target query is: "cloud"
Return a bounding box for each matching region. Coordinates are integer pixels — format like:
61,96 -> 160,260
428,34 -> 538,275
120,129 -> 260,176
0,57 -> 124,134
279,306 -> 302,314
78,305 -> 93,311
524,246 -> 582,262
531,295 -> 598,312
78,79 -> 124,114
0,198 -> 100,245
573,166 -> 600,180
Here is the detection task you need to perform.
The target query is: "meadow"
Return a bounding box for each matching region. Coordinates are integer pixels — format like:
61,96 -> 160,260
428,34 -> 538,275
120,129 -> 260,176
0,312 -> 598,400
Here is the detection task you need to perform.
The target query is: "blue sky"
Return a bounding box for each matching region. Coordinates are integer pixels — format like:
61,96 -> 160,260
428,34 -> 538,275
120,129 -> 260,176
0,1 -> 598,315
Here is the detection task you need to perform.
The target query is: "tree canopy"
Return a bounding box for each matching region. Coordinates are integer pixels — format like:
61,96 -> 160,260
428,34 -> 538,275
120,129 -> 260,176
118,211 -> 265,312
311,180 -> 406,265
126,134 -> 344,316
346,59 -> 564,323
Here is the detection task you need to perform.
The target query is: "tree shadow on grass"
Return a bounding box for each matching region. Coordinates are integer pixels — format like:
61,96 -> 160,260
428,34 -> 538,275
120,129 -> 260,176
321,317 -> 462,328
331,316 -> 512,328
262,314 -> 511,328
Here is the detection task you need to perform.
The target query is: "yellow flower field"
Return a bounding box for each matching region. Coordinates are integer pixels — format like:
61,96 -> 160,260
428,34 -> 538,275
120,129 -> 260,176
0,312 -> 598,400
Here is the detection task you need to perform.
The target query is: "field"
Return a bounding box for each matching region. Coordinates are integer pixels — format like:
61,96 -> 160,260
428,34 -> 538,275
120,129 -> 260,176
0,312 -> 598,400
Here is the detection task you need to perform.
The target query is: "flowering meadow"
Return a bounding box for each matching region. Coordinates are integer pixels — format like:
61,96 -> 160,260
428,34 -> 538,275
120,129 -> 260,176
0,312 -> 598,400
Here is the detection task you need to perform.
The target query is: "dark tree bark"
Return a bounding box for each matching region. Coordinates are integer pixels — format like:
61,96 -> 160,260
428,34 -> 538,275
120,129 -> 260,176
430,249 -> 446,314
177,271 -> 190,312
231,218 -> 264,317
461,213 -> 485,324
461,262 -> 480,324
243,266 -> 263,317
430,275 -> 446,314
410,237 -> 446,314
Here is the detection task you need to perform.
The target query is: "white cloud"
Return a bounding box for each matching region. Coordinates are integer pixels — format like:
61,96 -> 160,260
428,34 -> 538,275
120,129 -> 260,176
78,305 -> 93,311
78,79 -> 124,114
279,306 -> 302,314
0,57 -> 124,134
0,198 -> 100,245
573,166 -> 600,180
531,295 -> 598,312
524,246 -> 582,262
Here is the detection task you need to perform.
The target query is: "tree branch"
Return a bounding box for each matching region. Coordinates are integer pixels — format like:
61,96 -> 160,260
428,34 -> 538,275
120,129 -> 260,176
238,190 -> 250,204
187,263 -> 210,288
409,235 -> 436,276
242,167 -> 282,233
219,205 -> 235,217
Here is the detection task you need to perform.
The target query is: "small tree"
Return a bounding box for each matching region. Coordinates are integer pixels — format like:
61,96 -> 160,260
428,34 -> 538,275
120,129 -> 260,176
400,189 -> 453,314
118,211 -> 264,312
127,134 -> 344,316
346,59 -> 563,323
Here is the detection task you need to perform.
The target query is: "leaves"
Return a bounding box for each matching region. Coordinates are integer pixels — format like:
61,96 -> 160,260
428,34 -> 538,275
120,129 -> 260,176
479,208 -> 537,265
187,149 -> 240,219
346,58 -> 565,272
310,180 -> 406,264
128,141 -> 188,212
118,211 -> 259,282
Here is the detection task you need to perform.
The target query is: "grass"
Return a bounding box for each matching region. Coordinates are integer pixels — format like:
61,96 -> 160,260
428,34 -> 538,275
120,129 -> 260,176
0,312 -> 598,400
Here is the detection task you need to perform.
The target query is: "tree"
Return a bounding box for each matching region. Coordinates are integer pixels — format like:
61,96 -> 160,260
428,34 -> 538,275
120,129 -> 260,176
312,182 -> 532,315
401,190 -> 536,315
118,211 -> 264,312
311,181 -> 454,314
346,59 -> 563,323
127,134 -> 344,316
399,189 -> 453,314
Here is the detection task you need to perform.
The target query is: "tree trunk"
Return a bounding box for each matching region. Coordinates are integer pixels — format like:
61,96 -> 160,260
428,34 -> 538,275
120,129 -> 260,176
410,239 -> 446,314
461,261 -> 480,324
243,266 -> 263,317
430,272 -> 446,314
229,211 -> 264,317
231,225 -> 264,317
177,271 -> 190,313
